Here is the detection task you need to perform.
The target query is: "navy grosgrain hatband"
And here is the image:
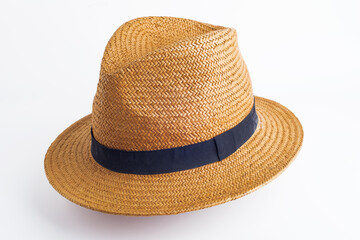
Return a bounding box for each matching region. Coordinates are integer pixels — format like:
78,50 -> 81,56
91,102 -> 258,175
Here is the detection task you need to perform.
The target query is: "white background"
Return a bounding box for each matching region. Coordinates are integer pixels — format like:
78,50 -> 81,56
1,0 -> 359,239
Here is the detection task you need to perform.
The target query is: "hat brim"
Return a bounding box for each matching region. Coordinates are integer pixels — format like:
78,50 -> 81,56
44,96 -> 303,216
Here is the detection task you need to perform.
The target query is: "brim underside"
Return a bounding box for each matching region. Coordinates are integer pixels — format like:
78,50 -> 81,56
44,96 -> 303,216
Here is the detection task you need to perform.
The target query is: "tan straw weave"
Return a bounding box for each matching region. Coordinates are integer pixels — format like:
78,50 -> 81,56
44,16 -> 303,216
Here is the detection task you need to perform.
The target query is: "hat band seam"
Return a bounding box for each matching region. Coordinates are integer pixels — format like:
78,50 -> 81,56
90,102 -> 258,175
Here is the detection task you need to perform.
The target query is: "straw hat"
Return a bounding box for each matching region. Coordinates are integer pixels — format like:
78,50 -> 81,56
44,16 -> 303,216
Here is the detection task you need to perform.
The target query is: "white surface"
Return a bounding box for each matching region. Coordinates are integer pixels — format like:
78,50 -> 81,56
1,0 -> 359,239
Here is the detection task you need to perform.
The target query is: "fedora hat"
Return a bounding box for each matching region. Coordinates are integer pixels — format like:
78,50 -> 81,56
44,16 -> 303,216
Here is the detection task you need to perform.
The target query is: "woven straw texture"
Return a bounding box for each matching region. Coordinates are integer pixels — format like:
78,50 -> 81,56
45,17 -> 303,216
92,17 -> 254,151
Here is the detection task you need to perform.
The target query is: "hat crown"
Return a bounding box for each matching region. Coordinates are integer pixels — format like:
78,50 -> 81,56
92,17 -> 254,151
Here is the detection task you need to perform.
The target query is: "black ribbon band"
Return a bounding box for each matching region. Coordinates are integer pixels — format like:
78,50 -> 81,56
91,103 -> 258,175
